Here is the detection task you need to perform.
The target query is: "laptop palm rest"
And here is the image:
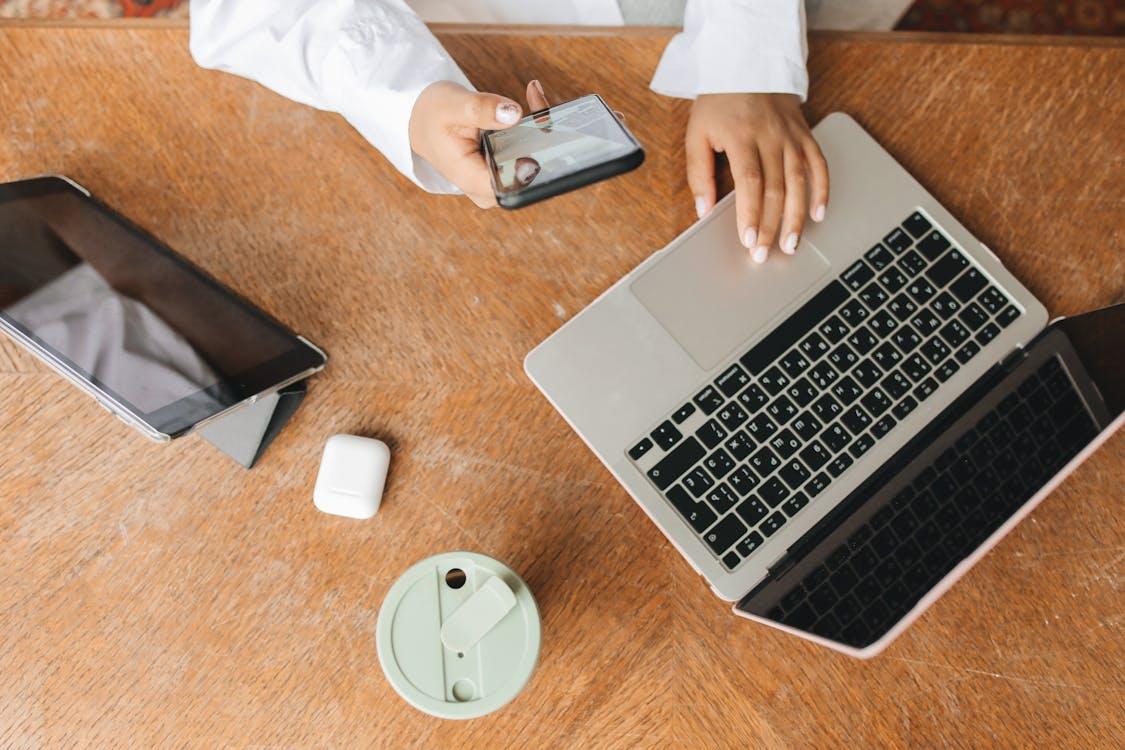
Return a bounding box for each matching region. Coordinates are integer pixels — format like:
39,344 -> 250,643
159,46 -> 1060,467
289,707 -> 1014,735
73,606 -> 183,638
630,205 -> 832,371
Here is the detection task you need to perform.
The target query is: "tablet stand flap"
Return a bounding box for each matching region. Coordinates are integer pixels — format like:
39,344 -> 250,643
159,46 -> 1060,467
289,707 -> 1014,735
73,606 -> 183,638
198,381 -> 307,469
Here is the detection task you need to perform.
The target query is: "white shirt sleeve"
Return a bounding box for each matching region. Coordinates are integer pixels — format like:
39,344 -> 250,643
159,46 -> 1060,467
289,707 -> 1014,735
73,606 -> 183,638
188,0 -> 472,193
650,0 -> 809,101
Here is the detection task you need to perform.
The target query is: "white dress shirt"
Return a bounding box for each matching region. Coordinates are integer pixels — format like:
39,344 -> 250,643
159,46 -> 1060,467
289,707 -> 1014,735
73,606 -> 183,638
189,0 -> 807,194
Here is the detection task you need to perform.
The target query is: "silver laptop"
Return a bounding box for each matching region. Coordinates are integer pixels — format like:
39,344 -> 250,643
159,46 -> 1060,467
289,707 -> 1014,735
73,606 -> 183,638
525,113 -> 1124,656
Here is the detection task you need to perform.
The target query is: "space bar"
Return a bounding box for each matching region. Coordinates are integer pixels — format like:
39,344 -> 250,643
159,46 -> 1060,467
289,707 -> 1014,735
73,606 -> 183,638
739,280 -> 849,375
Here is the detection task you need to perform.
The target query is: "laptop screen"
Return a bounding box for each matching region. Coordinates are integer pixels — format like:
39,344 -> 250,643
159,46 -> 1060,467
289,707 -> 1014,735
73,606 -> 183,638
736,304 -> 1123,652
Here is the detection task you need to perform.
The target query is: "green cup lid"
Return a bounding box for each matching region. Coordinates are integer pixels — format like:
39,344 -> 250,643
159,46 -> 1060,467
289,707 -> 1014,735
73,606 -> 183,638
375,551 -> 540,719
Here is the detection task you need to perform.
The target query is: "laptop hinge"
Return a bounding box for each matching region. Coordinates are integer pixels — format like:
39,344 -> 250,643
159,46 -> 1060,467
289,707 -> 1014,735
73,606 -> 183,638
766,551 -> 797,581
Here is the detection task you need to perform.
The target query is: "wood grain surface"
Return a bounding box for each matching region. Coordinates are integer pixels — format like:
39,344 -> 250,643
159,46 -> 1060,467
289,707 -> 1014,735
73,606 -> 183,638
0,23 -> 1122,749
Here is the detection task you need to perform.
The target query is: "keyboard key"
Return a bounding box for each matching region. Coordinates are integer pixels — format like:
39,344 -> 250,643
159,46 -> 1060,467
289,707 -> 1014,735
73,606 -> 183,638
872,342 -> 903,369
695,419 -> 727,449
740,280 -> 849,374
786,378 -> 818,407
811,393 -> 843,422
842,406 -> 872,434
888,293 -> 918,321
671,403 -> 696,424
759,366 -> 790,395
898,249 -> 927,277
715,363 -> 752,397
916,230 -> 951,260
935,359 -> 959,383
722,551 -> 741,570
871,414 -> 896,438
769,428 -> 802,459
790,412 -> 822,441
855,359 -> 882,391
902,211 -> 932,238
848,433 -> 875,459
902,353 -> 932,382
931,291 -> 962,319
780,349 -> 811,378
666,484 -> 717,532
693,385 -> 725,414
839,299 -> 870,328
842,259 -> 875,291
911,309 -> 942,337
628,437 -> 654,461
977,286 -> 1008,314
879,266 -> 908,293
913,377 -> 938,401
799,332 -> 832,361
864,243 -> 895,270
958,301 -> 988,331
881,370 -> 911,399
760,511 -> 787,537
767,395 -> 798,424
781,491 -> 809,516
847,326 -> 878,355
828,343 -> 859,371
860,388 -> 892,417
647,437 -> 705,490
749,445 -> 781,478
920,337 -> 951,365
828,453 -> 853,477
892,395 -> 918,419
891,326 -> 922,354
745,413 -> 778,442
926,249 -> 968,287
997,305 -> 1021,328
757,477 -> 790,507
868,310 -> 898,337
806,472 -> 831,497
884,227 -> 912,253
976,322 -> 1001,346
737,383 -> 769,412
822,422 -> 851,452
724,430 -> 754,461
736,497 -> 769,526
704,513 -> 747,554
736,531 -> 765,557
950,268 -> 987,303
939,319 -> 970,348
832,376 -> 864,405
799,441 -> 830,471
682,467 -> 715,497
707,483 -> 740,514
859,282 -> 889,310
780,459 -> 811,489
906,278 -> 937,304
717,402 -> 749,430
728,465 -> 759,496
818,315 -> 851,344
808,361 -> 839,390
704,448 -> 736,479
651,420 -> 682,450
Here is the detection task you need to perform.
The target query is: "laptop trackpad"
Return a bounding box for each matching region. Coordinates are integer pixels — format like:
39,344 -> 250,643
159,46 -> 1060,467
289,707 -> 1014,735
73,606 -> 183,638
631,218 -> 832,371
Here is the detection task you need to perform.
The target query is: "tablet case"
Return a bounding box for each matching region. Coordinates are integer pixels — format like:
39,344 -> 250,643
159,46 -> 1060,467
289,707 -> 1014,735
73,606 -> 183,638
198,380 -> 307,468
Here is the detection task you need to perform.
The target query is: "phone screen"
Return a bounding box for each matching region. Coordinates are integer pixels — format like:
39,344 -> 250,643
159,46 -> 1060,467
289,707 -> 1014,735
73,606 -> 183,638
485,95 -> 640,203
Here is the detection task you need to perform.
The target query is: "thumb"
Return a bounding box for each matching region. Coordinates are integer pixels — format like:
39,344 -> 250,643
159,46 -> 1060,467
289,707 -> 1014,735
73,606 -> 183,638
460,91 -> 523,130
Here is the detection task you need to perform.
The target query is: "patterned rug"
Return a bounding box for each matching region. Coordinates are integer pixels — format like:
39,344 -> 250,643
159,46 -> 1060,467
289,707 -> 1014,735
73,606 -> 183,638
0,0 -> 1120,35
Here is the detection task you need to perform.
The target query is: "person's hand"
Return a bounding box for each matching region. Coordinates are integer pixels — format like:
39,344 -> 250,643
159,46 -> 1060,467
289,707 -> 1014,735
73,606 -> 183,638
686,93 -> 829,264
408,79 -> 550,208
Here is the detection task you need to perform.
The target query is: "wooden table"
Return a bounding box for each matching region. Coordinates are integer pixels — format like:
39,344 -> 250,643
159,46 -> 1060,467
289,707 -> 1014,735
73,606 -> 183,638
1,22 -> 1122,748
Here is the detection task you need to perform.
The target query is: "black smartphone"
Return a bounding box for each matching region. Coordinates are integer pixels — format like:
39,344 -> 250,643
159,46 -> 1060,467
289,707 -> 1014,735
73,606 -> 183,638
482,94 -> 644,209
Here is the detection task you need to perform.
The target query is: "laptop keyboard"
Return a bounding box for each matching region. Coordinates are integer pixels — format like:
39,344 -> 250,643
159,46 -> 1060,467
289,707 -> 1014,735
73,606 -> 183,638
627,211 -> 1024,571
766,356 -> 1096,648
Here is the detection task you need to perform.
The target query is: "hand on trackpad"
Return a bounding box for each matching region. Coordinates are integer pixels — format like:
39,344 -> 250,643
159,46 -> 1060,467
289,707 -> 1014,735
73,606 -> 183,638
631,208 -> 831,371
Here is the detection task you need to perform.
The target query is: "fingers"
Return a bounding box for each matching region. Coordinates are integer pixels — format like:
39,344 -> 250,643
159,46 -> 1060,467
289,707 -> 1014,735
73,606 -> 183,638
726,143 -> 764,260
685,127 -> 717,221
803,136 -> 830,222
460,90 -> 522,130
526,79 -> 549,112
780,146 -> 808,254
755,146 -> 785,263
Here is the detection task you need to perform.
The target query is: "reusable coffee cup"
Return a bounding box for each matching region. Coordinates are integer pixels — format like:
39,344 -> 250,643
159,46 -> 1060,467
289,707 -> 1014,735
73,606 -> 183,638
375,551 -> 541,719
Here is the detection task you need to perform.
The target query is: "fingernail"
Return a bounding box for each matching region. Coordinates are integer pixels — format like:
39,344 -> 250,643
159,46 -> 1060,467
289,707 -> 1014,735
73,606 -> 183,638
752,246 -> 769,264
531,79 -> 545,98
782,233 -> 799,254
695,196 -> 708,219
812,204 -> 825,222
496,102 -> 520,125
742,228 -> 757,248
